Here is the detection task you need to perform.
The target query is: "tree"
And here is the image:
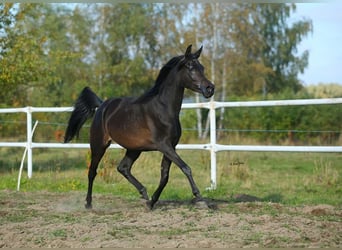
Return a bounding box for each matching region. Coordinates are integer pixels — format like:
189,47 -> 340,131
0,3 -> 313,105
20,4 -> 93,106
172,3 -> 312,138
0,4 -> 52,106
191,3 -> 274,137
88,3 -> 157,98
257,4 -> 313,94
0,3 -> 92,106
0,3 -> 15,56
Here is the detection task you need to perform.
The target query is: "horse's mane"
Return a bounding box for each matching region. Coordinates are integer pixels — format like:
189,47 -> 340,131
136,55 -> 184,102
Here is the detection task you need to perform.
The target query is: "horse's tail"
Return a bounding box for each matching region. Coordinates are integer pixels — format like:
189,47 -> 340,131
64,87 -> 103,143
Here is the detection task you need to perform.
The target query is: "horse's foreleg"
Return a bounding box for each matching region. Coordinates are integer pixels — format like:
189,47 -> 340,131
149,155 -> 172,209
117,150 -> 149,200
160,146 -> 202,201
85,141 -> 110,209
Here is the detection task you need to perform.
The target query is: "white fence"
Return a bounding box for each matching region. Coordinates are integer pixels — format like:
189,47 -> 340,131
1,98 -> 342,190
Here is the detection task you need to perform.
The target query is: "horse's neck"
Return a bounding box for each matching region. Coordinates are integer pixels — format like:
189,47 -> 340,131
157,77 -> 184,116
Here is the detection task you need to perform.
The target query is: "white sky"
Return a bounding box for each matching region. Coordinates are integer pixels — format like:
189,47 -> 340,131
293,2 -> 342,85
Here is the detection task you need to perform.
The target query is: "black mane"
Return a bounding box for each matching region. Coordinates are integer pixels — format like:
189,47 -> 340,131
136,55 -> 184,102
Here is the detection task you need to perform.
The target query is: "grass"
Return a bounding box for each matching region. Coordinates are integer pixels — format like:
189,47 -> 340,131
0,147 -> 341,206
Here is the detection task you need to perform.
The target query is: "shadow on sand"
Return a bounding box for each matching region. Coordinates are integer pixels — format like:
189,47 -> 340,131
152,193 -> 284,210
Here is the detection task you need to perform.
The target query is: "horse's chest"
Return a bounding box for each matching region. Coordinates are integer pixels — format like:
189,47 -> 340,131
171,120 -> 181,137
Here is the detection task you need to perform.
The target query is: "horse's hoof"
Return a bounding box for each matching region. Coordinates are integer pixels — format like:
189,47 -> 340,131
192,196 -> 203,203
194,200 -> 209,209
192,197 -> 209,209
85,203 -> 92,209
146,200 -> 155,210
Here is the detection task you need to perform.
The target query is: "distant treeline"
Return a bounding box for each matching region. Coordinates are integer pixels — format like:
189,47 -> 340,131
0,3 -> 340,144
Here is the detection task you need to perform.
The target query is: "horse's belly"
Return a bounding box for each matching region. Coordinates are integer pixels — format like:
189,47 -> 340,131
109,125 -> 156,150
105,101 -> 156,150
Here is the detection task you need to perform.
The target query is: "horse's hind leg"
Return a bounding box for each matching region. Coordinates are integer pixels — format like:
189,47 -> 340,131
85,140 -> 110,209
117,150 -> 149,200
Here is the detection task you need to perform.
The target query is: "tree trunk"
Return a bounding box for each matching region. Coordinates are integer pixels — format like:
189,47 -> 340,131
202,2 -> 218,140
218,59 -> 227,140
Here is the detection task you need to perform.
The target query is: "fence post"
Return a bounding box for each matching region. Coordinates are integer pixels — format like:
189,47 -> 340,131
26,107 -> 33,178
209,99 -> 217,190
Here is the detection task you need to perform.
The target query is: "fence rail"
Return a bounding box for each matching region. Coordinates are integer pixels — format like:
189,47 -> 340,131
1,98 -> 342,190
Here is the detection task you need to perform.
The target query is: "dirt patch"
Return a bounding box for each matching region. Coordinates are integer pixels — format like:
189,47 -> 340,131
0,190 -> 341,248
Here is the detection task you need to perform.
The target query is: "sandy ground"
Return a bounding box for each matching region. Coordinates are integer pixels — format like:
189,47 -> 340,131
0,190 -> 341,248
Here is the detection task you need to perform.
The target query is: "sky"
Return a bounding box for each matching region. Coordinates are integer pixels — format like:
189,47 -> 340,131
293,2 -> 342,85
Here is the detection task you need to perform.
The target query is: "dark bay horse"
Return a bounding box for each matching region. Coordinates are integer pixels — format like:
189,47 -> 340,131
64,45 -> 214,209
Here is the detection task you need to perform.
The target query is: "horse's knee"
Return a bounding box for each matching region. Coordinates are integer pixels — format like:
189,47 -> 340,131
117,164 -> 126,175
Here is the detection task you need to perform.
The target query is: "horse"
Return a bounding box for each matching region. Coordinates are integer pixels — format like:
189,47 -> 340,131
64,45 -> 215,209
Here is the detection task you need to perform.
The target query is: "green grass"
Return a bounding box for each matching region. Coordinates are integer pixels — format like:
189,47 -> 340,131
0,147 -> 341,206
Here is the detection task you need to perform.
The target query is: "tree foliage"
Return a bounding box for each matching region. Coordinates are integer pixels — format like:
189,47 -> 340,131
0,3 -> 339,144
88,4 -> 157,98
257,4 -> 313,94
0,3 -> 314,106
0,4 -> 91,106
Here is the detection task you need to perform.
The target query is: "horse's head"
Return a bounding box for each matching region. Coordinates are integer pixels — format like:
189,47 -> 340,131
179,45 -> 215,98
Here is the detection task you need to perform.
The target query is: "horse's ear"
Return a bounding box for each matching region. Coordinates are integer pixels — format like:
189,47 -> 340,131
185,44 -> 192,59
193,45 -> 203,59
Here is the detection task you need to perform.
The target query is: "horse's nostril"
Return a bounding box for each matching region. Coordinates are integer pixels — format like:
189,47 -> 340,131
207,86 -> 214,94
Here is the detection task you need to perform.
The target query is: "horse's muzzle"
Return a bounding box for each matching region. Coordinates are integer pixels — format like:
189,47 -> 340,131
202,83 -> 215,98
